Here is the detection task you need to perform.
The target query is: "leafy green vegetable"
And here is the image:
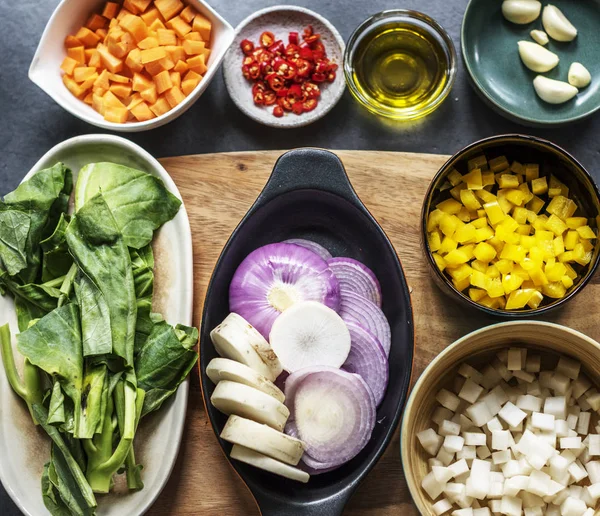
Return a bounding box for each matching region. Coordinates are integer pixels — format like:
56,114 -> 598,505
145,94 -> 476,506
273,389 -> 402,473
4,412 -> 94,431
66,194 -> 137,368
131,246 -> 155,354
136,319 -> 198,416
0,207 -> 30,276
75,163 -> 181,249
48,381 -> 66,426
41,213 -> 73,282
42,463 -> 72,516
73,273 -> 112,357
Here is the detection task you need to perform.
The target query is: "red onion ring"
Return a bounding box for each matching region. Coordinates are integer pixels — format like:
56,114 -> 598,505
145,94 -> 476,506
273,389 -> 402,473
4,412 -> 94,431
282,239 -> 333,261
327,257 -> 382,307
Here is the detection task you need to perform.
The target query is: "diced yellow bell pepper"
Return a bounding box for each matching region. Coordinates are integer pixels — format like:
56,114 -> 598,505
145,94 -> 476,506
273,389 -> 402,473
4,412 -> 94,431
527,290 -> 544,309
474,242 -> 497,263
477,209 -> 486,218
561,275 -> 574,289
564,230 -> 579,250
513,264 -> 531,280
546,262 -> 567,282
470,270 -> 488,290
513,207 -> 528,225
558,251 -> 574,263
506,289 -> 536,309
552,236 -> 564,256
447,263 -> 473,282
502,273 -> 524,294
455,223 -> 477,244
520,235 -> 535,249
488,237 -> 505,253
479,295 -> 502,309
484,201 -> 506,225
563,263 -> 577,279
528,266 -> 549,286
482,170 -> 495,187
457,206 -> 471,222
535,230 -> 553,242
489,155 -> 510,172
444,248 -> 472,265
505,189 -> 526,206
453,276 -> 471,292
573,243 -> 592,266
495,224 -> 520,244
566,217 -> 587,229
516,224 -> 531,236
542,282 -> 567,299
460,189 -> 482,211
476,190 -> 497,205
450,183 -> 467,201
432,253 -> 446,272
469,288 -> 487,302
471,260 -> 488,273
526,195 -> 545,214
463,168 -> 483,190
487,278 -> 505,298
474,226 -> 495,243
440,236 -> 458,254
548,187 -> 562,197
468,155 -> 487,171
581,239 -> 594,253
547,195 -> 577,220
437,198 -> 463,215
427,209 -> 443,232
500,243 -> 526,262
549,175 -> 569,197
511,161 -> 524,174
497,191 -> 515,214
517,183 -> 534,204
525,164 -> 539,181
532,215 -> 549,232
546,214 -> 568,236
447,168 -> 463,186
487,264 -> 500,279
427,231 -> 442,252
529,246 -> 545,265
498,174 -> 520,189
576,225 -> 596,240
440,214 -> 462,238
531,177 -> 548,195
526,210 -> 538,224
472,217 -> 488,229
495,259 -> 514,274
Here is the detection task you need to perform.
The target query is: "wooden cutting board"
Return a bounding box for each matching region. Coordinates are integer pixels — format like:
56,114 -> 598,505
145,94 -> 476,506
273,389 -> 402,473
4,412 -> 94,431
147,150 -> 600,516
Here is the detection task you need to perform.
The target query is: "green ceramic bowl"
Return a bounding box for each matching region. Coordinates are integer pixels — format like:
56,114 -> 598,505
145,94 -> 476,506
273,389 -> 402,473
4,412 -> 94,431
462,0 -> 600,127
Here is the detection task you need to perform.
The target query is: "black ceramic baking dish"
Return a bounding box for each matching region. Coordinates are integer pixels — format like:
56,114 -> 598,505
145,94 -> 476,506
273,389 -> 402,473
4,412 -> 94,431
199,148 -> 414,515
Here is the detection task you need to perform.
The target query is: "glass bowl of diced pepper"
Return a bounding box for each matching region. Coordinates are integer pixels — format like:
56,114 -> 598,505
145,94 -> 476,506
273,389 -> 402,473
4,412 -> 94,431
421,134 -> 600,316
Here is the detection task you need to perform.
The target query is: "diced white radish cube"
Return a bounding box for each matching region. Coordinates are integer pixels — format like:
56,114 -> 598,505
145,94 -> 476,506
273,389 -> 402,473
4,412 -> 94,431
581,509 -> 594,516
436,447 -> 455,466
444,482 -> 465,499
567,460 -> 588,482
418,428 -> 443,456
536,429 -> 557,448
587,482 -> 600,499
549,372 -> 570,395
520,491 -> 544,509
586,392 -> 600,411
556,356 -> 581,380
572,376 -> 591,399
455,471 -> 470,484
432,498 -> 453,516
532,412 -> 555,431
433,407 -> 455,427
502,460 -> 522,478
588,434 -> 600,456
444,435 -> 465,453
481,393 -> 502,417
463,432 -> 486,446
448,458 -> 469,478
489,481 -> 504,499
458,363 -> 484,384
433,465 -> 454,484
451,509 -> 473,516
476,446 -> 491,460
560,496 -> 587,516
527,469 -> 552,497
437,389 -> 461,411
560,437 -> 582,449
524,508 -> 543,516
555,419 -> 570,437
465,459 -> 490,500
527,381 -> 542,396
457,445 -> 476,460
584,461 -> 600,483
516,394 -> 543,413
487,417 -> 503,432
576,412 -> 590,435
544,396 -> 567,420
500,495 -> 522,516
440,420 -> 461,436
493,358 -> 512,382
429,458 -> 443,469
472,509 -> 491,516
488,499 -> 502,513
492,449 -> 512,465
525,355 -> 541,373
466,401 -> 494,427
513,370 -> 535,383
507,348 -> 523,371
504,474 -> 529,496
481,365 -> 502,389
492,430 -> 510,451
422,471 -> 445,500
515,430 -> 555,470
498,402 -> 527,428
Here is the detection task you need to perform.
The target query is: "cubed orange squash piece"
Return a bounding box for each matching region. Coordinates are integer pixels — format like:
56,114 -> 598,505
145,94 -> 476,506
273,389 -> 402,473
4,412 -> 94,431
121,32 -> 136,53
133,0 -> 153,11
182,39 -> 204,55
201,47 -> 211,62
127,92 -> 144,109
86,14 -> 107,31
184,31 -> 202,41
186,54 -> 207,74
80,73 -> 99,92
180,5 -> 197,23
109,73 -> 130,84
130,101 -> 155,121
182,69 -> 201,93
67,46 -> 86,64
120,14 -> 149,42
117,8 -> 134,21
167,16 -> 191,37
84,48 -> 95,62
88,50 -> 101,68
138,36 -> 159,49
104,105 -> 129,123
74,66 -> 98,82
65,35 -> 83,48
83,92 -> 94,105
92,93 -> 105,114
141,7 -> 163,25
154,70 -> 173,94
63,75 -> 86,97
165,45 -> 186,63
132,71 -> 153,91
183,69 -> 201,83
192,15 -> 211,41
173,59 -> 188,74
149,18 -> 167,31
149,96 -> 171,116
140,47 -> 167,63
144,59 -> 165,75
157,28 -> 177,46
125,48 -> 144,72
140,85 -> 158,103
96,28 -> 108,39
108,39 -> 128,58
97,44 -> 123,73
103,90 -> 126,107
158,56 -> 175,71
164,86 -> 185,107
94,69 -> 111,90
102,2 -> 120,19
61,56 -> 79,75
76,27 -> 101,48
110,82 -> 133,99
170,71 -> 181,88
155,0 -> 184,21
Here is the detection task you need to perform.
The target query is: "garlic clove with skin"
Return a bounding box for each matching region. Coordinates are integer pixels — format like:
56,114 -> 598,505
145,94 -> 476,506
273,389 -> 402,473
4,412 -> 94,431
568,63 -> 591,89
517,41 -> 559,73
533,75 -> 578,104
530,29 -> 549,46
502,0 -> 542,25
542,5 -> 578,42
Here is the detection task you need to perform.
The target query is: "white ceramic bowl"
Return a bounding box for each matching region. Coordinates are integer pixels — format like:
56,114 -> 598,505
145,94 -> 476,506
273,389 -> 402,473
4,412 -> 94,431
29,0 -> 234,132
0,135 -> 194,515
223,5 -> 346,128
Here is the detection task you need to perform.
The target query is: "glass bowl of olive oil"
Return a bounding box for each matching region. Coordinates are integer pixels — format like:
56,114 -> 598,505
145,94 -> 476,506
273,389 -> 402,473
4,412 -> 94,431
344,10 -> 456,120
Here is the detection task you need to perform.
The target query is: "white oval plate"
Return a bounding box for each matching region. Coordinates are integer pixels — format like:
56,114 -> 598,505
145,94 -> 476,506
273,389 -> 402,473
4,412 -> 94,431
0,135 -> 193,516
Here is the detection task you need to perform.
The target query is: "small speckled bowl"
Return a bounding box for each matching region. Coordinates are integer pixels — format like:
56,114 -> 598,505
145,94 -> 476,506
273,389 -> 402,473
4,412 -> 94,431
223,5 -> 346,128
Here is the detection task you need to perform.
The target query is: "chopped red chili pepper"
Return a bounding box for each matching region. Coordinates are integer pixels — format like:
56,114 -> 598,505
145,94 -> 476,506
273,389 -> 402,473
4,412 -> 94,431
294,59 -> 312,78
302,98 -> 318,112
311,41 -> 326,54
314,61 -> 329,74
288,31 -> 299,45
276,87 -> 289,97
277,96 -> 293,111
240,39 -> 254,55
263,90 -> 277,106
259,31 -> 275,48
243,55 -> 255,66
274,59 -> 297,80
253,91 -> 265,105
311,72 -> 326,83
268,40 -> 285,54
247,63 -> 261,80
273,105 -> 284,117
287,84 -> 303,99
259,60 -> 274,76
299,47 -> 314,61
302,82 -> 320,98
267,73 -> 286,91
303,34 -> 321,45
292,101 -> 304,115
284,44 -> 301,59
303,25 -> 313,39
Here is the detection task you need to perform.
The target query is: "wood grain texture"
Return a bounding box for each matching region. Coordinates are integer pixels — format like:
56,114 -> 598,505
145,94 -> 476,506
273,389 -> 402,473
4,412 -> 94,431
147,150 -> 600,515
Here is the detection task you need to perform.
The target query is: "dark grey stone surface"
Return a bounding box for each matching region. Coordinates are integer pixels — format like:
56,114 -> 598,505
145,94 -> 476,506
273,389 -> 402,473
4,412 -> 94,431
0,0 -> 599,514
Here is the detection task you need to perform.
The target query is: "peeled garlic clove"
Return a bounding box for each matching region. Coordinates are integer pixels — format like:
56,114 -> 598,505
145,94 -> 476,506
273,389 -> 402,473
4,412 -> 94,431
568,63 -> 591,89
530,29 -> 549,46
542,5 -> 577,42
533,75 -> 578,104
518,41 -> 559,73
502,0 -> 542,24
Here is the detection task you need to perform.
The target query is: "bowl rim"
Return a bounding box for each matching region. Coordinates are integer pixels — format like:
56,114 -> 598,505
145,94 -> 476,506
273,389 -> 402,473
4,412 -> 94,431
460,0 -> 600,127
343,8 -> 457,121
421,133 -> 600,317
399,320 -> 600,514
28,0 -> 234,132
222,4 -> 346,129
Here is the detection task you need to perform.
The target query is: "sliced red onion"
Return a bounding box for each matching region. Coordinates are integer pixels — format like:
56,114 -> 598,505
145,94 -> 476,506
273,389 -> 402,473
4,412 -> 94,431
285,366 -> 376,469
285,420 -> 338,474
339,290 -> 391,356
229,243 -> 340,338
282,239 -> 332,261
342,321 -> 388,406
327,257 -> 382,307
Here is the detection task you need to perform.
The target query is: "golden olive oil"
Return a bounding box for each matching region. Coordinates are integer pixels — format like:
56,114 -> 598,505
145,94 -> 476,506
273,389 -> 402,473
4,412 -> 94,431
350,20 -> 452,118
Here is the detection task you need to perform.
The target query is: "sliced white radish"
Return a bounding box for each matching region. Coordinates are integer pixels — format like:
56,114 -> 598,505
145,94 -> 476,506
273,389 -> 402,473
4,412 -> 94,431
269,301 -> 351,373
230,444 -> 310,483
220,415 -> 304,466
206,358 -> 285,403
211,380 -> 290,431
210,313 -> 280,381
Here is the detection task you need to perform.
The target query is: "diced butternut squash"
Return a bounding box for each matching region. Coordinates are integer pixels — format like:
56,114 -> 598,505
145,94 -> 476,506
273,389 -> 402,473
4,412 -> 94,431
94,69 -> 111,90
76,27 -> 102,47
173,59 -> 188,74
154,70 -> 173,94
87,13 -> 108,31
63,75 -> 86,97
67,46 -> 86,64
110,82 -> 133,98
103,90 -> 126,108
180,5 -> 197,23
149,96 -> 171,116
141,7 -> 163,25
154,0 -> 184,21
183,38 -> 205,55
157,28 -> 177,46
65,35 -> 83,48
132,71 -> 153,91
130,101 -> 155,121
138,36 -> 160,49
192,14 -> 211,41
140,46 -> 167,63
163,85 -> 185,107
120,14 -> 149,42
104,105 -> 129,123
74,66 -> 98,82
96,44 -> 124,73
170,71 -> 181,88
125,47 -> 144,72
140,85 -> 158,104
102,2 -> 120,19
167,15 -> 192,37
61,56 -> 79,75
